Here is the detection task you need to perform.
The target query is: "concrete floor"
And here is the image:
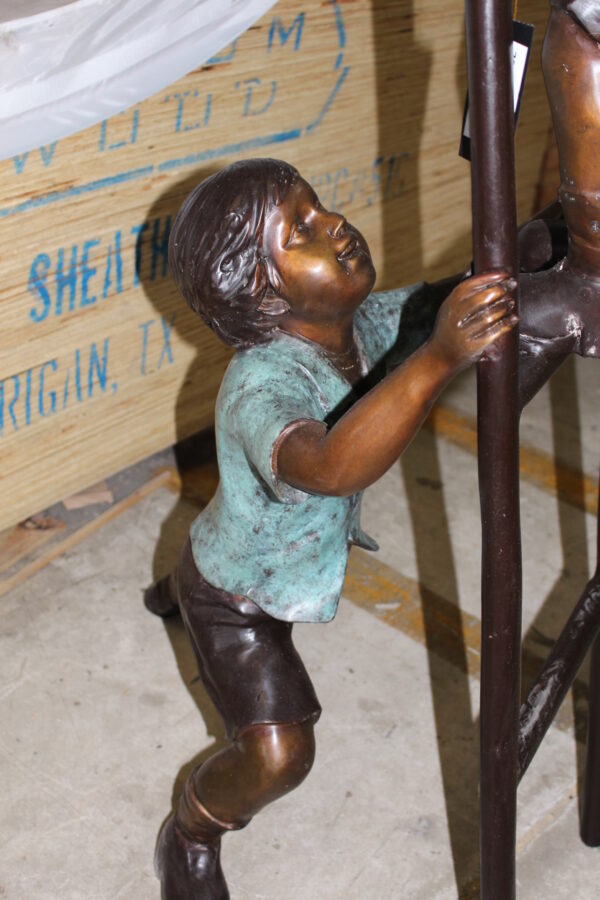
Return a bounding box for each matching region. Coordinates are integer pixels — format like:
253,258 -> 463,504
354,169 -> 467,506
2,357 -> 600,898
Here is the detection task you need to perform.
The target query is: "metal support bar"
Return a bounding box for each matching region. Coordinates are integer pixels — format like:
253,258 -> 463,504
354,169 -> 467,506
464,1 -> 521,897
582,631 -> 600,845
518,576 -> 600,781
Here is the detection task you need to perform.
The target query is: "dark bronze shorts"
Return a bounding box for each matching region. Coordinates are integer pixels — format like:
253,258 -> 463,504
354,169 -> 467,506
174,540 -> 321,739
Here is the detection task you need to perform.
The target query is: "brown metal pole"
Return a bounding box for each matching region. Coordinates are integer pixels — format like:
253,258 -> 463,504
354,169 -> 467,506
582,633 -> 600,846
582,500 -> 600,847
464,1 -> 522,898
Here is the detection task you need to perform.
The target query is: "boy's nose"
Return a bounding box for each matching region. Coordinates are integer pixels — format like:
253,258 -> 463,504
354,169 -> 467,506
327,213 -> 346,238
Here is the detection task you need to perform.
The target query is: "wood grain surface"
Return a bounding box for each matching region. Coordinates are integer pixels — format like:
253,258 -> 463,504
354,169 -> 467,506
0,0 -> 554,529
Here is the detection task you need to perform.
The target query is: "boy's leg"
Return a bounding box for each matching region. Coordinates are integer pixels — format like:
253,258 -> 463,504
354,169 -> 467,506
183,721 -> 316,824
157,720 -> 315,900
153,540 -> 321,899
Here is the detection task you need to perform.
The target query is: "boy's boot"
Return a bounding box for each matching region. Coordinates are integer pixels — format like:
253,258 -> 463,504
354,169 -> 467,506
144,572 -> 179,618
156,769 -> 249,900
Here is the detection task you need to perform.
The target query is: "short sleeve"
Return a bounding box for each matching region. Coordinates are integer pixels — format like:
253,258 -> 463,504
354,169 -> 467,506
225,351 -> 326,503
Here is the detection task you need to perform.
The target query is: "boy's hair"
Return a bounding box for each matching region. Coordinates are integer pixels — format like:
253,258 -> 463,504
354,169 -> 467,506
169,158 -> 299,348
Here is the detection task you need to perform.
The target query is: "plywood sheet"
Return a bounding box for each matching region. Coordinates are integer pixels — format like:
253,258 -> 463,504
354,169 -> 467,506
0,0 -> 554,529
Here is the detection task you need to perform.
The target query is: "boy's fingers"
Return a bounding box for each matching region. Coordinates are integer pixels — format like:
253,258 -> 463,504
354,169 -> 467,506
471,314 -> 519,344
463,269 -> 509,286
456,270 -> 516,301
456,281 -> 516,312
458,291 -> 515,325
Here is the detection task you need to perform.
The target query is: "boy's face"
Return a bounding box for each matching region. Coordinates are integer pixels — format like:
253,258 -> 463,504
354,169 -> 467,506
262,178 -> 376,325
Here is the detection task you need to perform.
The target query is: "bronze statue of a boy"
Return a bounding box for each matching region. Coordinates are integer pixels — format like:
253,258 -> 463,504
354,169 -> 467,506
145,157 -> 516,899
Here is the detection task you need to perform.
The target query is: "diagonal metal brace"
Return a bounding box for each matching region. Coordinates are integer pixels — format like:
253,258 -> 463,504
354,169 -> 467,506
518,575 -> 600,781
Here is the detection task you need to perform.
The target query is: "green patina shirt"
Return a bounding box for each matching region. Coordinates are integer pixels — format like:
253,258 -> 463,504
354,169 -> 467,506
189,284 -> 425,623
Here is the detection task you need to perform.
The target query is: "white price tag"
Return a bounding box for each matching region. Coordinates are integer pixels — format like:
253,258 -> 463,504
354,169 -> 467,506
459,20 -> 534,161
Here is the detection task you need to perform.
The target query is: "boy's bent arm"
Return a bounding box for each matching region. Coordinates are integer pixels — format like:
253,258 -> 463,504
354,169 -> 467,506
277,341 -> 454,497
277,271 -> 517,498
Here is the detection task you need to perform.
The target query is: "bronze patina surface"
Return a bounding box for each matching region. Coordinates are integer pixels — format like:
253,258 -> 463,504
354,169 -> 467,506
146,157 -> 515,898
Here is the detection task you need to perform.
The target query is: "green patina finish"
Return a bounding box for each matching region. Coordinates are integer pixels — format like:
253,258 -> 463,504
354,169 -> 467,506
190,285 -> 426,623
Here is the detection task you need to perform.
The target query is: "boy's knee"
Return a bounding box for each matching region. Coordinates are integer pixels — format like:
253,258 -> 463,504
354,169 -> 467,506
240,721 -> 316,802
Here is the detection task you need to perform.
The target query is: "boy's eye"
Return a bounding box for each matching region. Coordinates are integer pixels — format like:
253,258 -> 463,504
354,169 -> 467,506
292,219 -> 309,239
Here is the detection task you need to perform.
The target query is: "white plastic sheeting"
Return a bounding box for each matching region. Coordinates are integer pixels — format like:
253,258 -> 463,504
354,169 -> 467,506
0,0 -> 278,160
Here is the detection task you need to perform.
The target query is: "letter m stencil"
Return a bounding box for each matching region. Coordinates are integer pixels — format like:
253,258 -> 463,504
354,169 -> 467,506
268,13 -> 305,52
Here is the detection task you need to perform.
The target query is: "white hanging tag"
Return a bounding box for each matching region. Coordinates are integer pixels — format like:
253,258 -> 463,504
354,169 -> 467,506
459,20 -> 535,162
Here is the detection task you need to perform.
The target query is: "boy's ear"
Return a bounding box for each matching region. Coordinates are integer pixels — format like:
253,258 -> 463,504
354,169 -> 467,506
263,257 -> 283,293
257,258 -> 290,316
257,292 -> 290,316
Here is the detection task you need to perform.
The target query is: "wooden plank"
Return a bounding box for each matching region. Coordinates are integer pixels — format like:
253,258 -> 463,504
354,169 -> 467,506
63,480 -> 113,510
0,468 -> 177,599
0,0 -> 554,530
0,515 -> 65,575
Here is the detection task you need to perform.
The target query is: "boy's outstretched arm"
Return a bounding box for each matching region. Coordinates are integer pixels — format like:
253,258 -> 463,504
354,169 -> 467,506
277,272 -> 517,498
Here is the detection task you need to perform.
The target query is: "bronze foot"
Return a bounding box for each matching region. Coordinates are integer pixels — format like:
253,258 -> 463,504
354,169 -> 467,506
144,574 -> 179,618
155,816 -> 229,900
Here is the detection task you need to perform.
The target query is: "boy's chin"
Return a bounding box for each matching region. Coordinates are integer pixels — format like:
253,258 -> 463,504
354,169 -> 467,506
358,257 -> 377,293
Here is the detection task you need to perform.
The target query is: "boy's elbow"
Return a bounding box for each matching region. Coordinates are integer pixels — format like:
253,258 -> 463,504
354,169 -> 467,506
316,477 -> 355,498
306,459 -> 365,497
285,467 -> 357,498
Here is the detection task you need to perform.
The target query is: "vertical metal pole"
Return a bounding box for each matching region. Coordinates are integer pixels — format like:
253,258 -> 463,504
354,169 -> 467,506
582,632 -> 600,846
464,2 -> 522,898
581,490 -> 600,846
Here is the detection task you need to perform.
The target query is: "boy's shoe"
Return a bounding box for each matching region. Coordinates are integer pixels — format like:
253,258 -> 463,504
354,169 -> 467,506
144,574 -> 179,618
155,815 -> 230,900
